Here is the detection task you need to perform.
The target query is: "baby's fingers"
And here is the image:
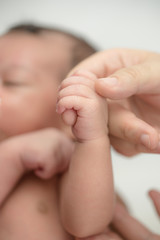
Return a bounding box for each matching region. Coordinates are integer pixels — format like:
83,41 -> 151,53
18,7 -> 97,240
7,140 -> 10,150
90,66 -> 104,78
61,109 -> 77,126
56,95 -> 88,128
57,82 -> 95,116
57,96 -> 86,114
58,84 -> 94,100
59,73 -> 95,91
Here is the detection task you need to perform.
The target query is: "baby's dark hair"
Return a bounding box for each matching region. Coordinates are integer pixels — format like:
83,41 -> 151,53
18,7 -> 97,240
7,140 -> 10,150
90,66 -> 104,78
7,23 -> 97,68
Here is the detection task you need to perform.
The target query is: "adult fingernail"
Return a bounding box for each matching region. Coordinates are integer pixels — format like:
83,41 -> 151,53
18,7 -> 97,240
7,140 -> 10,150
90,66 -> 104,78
141,134 -> 150,148
99,77 -> 118,86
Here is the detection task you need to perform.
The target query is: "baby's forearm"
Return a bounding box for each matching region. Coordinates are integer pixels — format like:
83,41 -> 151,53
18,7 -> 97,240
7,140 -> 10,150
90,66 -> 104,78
0,129 -> 73,206
60,136 -> 114,238
0,142 -> 25,205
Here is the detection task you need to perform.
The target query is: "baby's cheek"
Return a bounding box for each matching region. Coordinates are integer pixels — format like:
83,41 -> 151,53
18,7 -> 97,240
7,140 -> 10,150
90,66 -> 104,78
0,97 -> 44,136
0,101 -> 22,136
0,105 -> 30,136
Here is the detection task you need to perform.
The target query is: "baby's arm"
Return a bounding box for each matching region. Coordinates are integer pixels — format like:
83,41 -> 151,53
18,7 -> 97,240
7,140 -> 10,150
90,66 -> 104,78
0,128 -> 73,205
57,71 -> 114,238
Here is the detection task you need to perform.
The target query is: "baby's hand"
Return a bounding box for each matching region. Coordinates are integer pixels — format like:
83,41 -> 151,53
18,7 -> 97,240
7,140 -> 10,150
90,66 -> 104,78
57,71 -> 108,142
20,128 -> 74,179
0,128 -> 73,205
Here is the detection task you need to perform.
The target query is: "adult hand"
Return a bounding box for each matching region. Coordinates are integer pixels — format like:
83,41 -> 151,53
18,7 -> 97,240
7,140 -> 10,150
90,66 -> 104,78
111,189 -> 160,240
69,49 -> 160,156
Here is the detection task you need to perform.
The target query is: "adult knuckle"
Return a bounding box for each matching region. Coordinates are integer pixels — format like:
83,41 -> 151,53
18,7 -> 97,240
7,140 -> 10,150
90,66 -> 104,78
121,122 -> 132,139
122,66 -> 140,81
121,114 -> 137,140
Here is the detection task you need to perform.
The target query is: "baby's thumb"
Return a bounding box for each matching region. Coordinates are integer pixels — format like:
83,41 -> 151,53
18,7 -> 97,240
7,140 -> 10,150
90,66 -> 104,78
61,109 -> 77,126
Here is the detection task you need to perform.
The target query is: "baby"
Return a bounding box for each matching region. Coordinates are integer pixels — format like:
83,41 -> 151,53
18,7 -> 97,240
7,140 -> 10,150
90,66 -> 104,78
0,24 -> 114,239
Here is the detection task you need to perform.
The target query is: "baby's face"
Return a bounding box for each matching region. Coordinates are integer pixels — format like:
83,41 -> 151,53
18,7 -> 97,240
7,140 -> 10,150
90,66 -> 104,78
0,33 -> 71,140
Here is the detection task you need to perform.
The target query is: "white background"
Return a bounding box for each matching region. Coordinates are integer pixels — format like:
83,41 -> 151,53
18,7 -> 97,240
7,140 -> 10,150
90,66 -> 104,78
0,0 -> 160,233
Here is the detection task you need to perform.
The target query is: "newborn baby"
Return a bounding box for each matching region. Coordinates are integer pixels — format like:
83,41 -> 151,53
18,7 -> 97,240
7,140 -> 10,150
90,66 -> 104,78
0,24 -> 114,239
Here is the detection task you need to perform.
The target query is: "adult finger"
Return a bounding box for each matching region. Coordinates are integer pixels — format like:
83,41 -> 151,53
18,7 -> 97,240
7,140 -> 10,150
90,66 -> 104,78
110,135 -> 160,156
149,190 -> 160,217
68,49 -> 160,99
112,203 -> 160,240
95,57 -> 160,99
69,49 -> 148,78
110,136 -> 145,156
108,102 -> 159,151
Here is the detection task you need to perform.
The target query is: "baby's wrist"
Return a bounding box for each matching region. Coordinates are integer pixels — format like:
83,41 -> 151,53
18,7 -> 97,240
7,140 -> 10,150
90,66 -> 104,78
76,132 -> 109,145
74,135 -> 110,158
74,124 -> 109,143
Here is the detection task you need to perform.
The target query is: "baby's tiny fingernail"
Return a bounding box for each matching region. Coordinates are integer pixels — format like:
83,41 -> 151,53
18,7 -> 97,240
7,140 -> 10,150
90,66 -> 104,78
141,134 -> 150,148
99,77 -> 118,86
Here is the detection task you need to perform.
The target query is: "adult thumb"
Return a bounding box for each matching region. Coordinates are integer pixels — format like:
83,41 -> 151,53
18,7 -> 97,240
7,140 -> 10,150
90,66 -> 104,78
95,60 -> 160,99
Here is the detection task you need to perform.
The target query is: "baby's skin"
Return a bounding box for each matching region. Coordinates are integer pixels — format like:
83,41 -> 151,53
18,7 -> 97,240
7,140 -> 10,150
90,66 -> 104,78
0,71 -> 114,239
57,71 -> 114,237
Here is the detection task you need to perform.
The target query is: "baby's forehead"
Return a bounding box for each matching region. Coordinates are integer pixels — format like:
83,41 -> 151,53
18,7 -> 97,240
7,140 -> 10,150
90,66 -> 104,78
0,32 -> 69,53
0,33 -> 72,74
